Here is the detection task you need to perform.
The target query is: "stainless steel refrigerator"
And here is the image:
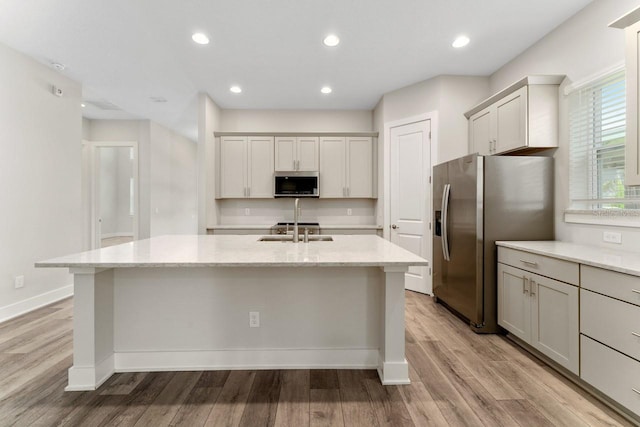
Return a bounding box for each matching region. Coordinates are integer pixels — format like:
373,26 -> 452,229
433,153 -> 554,333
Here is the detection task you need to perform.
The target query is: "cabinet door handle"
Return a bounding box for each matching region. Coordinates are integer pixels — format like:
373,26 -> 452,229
530,279 -> 536,296
519,259 -> 538,267
523,277 -> 529,294
633,388 -> 640,395
247,187 -> 250,197
632,332 -> 640,338
347,187 -> 350,197
632,289 -> 640,295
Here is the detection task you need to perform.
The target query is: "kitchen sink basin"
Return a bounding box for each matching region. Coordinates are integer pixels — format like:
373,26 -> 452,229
258,235 -> 333,242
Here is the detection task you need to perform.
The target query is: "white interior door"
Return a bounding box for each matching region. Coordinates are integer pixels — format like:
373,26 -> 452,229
89,141 -> 139,249
390,120 -> 432,294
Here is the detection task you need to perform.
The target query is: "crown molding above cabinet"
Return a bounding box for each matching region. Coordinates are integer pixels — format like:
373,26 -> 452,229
214,131 -> 379,137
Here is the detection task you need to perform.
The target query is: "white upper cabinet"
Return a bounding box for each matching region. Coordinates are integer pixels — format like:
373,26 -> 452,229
319,137 -> 345,198
495,87 -> 527,154
470,109 -> 492,155
274,136 -> 296,171
219,136 -> 274,198
611,13 -> 640,185
466,76 -> 562,156
219,136 -> 247,199
346,137 -> 374,198
275,136 -> 319,171
320,136 -> 374,198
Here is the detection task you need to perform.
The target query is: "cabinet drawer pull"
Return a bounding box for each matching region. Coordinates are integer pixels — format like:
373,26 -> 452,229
633,388 -> 640,395
633,289 -> 640,295
632,332 -> 640,338
519,259 -> 538,267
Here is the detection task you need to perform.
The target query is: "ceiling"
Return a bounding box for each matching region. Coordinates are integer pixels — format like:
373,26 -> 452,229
0,0 -> 593,140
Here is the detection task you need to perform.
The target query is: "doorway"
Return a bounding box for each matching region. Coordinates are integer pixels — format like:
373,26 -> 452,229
388,117 -> 434,294
88,141 -> 139,249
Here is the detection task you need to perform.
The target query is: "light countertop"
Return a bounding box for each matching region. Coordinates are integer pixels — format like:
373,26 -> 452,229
496,240 -> 640,277
207,224 -> 383,230
36,235 -> 427,269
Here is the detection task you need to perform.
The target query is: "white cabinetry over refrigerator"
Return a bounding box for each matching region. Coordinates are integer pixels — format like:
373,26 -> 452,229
466,76 -> 563,155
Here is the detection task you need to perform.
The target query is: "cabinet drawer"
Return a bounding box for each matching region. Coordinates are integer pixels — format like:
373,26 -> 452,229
581,265 -> 640,307
497,247 -> 579,285
581,335 -> 640,417
581,289 -> 640,361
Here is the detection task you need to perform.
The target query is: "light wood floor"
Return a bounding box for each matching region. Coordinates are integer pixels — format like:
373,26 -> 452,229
101,236 -> 133,248
0,292 -> 634,426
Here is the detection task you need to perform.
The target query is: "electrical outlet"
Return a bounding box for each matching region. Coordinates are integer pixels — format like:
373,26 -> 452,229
347,208 -> 352,216
249,311 -> 260,327
245,208 -> 250,216
603,231 -> 622,244
14,275 -> 24,289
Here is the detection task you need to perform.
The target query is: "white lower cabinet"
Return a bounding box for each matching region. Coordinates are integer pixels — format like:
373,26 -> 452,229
581,335 -> 640,417
498,243 -> 640,420
497,262 -> 579,374
580,265 -> 640,418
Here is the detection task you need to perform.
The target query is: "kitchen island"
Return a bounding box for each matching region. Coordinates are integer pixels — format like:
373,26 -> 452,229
36,235 -> 428,391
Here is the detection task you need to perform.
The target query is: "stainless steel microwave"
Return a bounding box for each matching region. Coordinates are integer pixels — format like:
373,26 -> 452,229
274,171 -> 319,198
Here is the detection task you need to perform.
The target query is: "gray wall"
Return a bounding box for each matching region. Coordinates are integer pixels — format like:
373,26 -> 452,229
85,119 -> 198,239
488,0 -> 640,251
0,41 -> 82,319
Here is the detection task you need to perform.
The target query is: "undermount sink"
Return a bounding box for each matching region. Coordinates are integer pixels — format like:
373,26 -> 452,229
258,235 -> 333,242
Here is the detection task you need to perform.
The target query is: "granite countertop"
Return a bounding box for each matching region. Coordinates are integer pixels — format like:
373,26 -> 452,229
36,235 -> 427,269
496,240 -> 640,277
207,224 -> 383,230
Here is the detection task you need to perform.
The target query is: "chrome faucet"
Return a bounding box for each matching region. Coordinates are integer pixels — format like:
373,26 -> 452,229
293,198 -> 300,243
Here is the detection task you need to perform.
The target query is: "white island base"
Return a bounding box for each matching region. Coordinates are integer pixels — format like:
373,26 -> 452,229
37,235 -> 427,391
69,266 -> 408,390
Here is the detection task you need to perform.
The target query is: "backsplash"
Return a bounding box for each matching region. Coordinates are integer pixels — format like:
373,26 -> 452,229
218,199 -> 377,225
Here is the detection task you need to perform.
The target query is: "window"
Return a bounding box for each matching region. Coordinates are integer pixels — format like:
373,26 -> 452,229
569,69 -> 640,210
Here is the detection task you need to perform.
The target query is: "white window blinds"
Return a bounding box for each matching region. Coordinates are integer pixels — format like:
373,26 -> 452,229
569,69 -> 640,209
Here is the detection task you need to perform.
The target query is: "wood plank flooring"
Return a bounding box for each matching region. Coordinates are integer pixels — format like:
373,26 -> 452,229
0,291 -> 634,426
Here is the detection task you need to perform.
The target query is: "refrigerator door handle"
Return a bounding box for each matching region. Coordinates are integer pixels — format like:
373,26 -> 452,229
441,183 -> 451,261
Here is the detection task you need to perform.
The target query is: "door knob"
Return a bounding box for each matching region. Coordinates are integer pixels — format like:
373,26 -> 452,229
391,224 -> 399,229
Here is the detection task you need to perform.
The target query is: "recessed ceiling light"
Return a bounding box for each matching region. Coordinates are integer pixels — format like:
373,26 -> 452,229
452,35 -> 470,48
321,86 -> 332,94
81,103 -> 86,107
230,86 -> 242,94
323,34 -> 340,47
51,62 -> 65,71
192,32 -> 210,45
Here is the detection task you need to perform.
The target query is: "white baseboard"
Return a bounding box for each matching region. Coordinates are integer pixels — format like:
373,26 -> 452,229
114,348 -> 379,372
0,284 -> 73,324
66,354 -> 115,391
